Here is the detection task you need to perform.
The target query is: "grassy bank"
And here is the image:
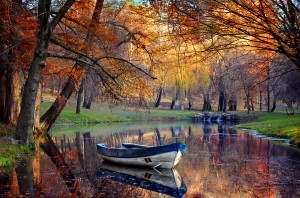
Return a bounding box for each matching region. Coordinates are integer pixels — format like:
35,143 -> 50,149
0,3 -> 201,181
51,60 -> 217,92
0,142 -> 31,173
0,124 -> 32,173
236,112 -> 300,147
42,101 -> 199,125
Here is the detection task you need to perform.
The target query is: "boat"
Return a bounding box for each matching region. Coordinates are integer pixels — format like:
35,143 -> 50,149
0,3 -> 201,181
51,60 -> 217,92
96,162 -> 187,198
96,142 -> 187,168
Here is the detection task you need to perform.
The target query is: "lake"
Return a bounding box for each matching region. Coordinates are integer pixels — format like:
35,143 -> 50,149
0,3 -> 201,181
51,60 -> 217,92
1,121 -> 300,197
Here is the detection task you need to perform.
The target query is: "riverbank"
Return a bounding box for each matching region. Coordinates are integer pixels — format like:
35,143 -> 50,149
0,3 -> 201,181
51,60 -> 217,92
236,112 -> 300,147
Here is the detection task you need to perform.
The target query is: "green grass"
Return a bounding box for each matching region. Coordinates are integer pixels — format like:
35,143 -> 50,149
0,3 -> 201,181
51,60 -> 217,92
41,101 -> 198,125
236,112 -> 300,147
0,143 -> 32,173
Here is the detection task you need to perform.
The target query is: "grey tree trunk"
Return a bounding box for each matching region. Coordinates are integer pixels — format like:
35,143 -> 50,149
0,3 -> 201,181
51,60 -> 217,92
15,44 -> 48,145
34,83 -> 43,129
76,78 -> 85,114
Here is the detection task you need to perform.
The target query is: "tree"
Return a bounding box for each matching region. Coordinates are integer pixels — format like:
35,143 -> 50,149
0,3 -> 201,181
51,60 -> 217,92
16,0 -> 156,144
0,0 -> 36,124
151,0 -> 300,70
40,0 -> 105,131
15,0 -> 76,145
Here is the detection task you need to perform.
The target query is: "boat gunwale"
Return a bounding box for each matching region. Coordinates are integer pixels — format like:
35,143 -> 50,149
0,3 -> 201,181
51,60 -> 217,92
96,142 -> 186,158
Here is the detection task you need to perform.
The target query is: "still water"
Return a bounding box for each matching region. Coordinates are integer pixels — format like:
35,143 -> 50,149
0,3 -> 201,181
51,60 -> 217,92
1,122 -> 300,198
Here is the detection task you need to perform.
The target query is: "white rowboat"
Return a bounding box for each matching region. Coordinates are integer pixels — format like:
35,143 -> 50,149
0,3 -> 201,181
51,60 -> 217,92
96,142 -> 187,169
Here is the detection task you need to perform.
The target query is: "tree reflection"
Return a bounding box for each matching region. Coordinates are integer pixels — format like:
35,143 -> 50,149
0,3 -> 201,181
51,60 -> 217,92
15,158 -> 34,197
39,134 -> 79,196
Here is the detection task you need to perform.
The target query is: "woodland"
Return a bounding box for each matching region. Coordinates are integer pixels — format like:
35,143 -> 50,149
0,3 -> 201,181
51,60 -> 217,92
0,0 -> 300,146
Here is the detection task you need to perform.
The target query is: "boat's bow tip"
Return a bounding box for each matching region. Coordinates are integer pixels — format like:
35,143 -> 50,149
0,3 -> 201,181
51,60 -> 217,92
177,142 -> 187,153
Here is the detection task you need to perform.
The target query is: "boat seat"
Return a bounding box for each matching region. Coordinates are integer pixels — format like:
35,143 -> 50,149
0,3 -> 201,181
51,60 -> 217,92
121,143 -> 152,149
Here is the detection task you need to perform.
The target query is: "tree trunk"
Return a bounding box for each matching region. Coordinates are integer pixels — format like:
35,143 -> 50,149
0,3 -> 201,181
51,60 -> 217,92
15,46 -> 49,145
76,78 -> 85,114
82,90 -> 88,107
11,71 -> 20,124
0,67 -> 6,122
188,100 -> 192,110
218,92 -> 224,111
86,96 -> 93,109
0,47 -> 20,124
218,91 -> 226,112
85,89 -> 97,109
223,97 -> 227,112
259,89 -> 262,111
250,98 -> 254,111
154,87 -> 163,108
40,74 -> 80,132
228,98 -> 237,111
170,99 -> 176,109
34,83 -> 42,128
270,100 -> 276,112
267,67 -> 270,112
0,2 -> 21,124
202,95 -> 212,112
246,92 -> 251,114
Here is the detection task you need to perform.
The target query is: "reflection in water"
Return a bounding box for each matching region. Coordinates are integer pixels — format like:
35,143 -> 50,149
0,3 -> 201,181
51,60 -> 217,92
1,122 -> 300,197
39,134 -> 79,196
15,158 -> 34,197
96,162 -> 187,198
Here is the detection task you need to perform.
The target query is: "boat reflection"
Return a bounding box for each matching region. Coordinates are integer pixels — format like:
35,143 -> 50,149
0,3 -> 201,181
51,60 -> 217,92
96,162 -> 187,198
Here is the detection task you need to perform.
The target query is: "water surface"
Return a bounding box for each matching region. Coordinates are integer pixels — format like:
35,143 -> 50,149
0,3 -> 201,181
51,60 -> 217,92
1,122 -> 300,197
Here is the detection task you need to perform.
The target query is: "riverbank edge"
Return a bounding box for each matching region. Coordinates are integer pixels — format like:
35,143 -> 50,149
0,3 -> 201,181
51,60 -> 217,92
236,112 -> 300,147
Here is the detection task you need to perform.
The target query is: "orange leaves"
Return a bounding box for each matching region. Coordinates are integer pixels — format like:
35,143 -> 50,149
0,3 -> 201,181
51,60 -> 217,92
64,0 -> 95,27
91,24 -> 118,42
44,58 -> 84,77
0,0 -> 37,70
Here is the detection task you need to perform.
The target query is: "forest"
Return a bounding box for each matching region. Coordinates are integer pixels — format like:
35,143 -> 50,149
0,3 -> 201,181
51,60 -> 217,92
0,0 -> 300,146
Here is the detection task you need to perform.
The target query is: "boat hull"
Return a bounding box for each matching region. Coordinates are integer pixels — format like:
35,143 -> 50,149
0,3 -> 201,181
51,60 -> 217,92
99,150 -> 182,168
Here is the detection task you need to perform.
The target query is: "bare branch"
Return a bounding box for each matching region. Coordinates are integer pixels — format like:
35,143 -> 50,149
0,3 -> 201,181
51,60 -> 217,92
49,0 -> 76,32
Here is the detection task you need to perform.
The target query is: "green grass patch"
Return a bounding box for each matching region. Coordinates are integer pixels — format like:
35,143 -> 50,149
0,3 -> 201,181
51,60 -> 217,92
0,143 -> 32,173
236,112 -> 300,147
41,101 -> 198,125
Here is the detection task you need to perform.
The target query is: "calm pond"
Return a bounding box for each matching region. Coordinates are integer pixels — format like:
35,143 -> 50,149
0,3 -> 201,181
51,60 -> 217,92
1,121 -> 300,197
